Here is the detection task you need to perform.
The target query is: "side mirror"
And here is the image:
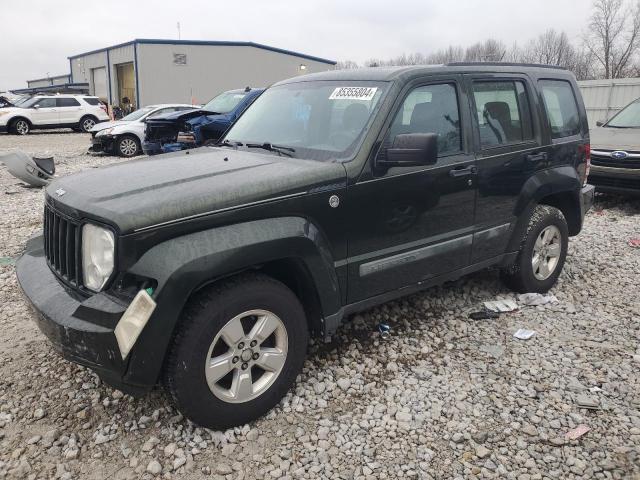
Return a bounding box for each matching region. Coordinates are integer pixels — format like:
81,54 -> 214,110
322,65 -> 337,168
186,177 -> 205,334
33,105 -> 40,110
596,120 -> 604,127
378,133 -> 438,168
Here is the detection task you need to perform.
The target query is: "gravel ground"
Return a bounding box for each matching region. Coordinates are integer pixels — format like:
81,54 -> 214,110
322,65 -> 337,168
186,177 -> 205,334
1,132 -> 640,480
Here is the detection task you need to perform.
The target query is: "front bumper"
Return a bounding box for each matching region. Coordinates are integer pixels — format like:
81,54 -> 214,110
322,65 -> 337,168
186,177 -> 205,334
581,184 -> 595,216
89,135 -> 116,153
589,165 -> 640,195
0,125 -> 7,133
16,235 -> 147,394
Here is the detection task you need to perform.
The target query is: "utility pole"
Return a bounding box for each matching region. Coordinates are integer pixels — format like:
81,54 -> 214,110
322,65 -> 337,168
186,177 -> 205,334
177,22 -> 181,40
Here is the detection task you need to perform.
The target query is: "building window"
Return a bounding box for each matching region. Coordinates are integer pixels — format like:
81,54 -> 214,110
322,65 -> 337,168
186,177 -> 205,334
173,53 -> 187,66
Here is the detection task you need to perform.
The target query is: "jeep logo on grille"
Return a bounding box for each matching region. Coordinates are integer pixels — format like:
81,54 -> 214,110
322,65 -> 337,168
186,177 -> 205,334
611,151 -> 629,159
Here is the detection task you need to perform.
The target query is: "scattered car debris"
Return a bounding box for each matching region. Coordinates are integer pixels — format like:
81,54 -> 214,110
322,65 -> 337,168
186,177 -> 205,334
565,424 -> 590,441
0,150 -> 55,187
484,299 -> 519,312
517,293 -> 558,306
378,323 -> 390,339
469,310 -> 501,320
513,328 -> 536,340
576,394 -> 601,410
629,238 -> 640,248
0,257 -> 16,266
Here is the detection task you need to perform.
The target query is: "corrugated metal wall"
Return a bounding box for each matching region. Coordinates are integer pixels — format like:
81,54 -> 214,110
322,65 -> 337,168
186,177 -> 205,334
578,78 -> 640,127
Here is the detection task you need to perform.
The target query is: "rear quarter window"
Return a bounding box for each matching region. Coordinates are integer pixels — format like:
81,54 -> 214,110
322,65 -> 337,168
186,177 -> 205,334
57,98 -> 81,107
538,80 -> 581,139
83,97 -> 101,106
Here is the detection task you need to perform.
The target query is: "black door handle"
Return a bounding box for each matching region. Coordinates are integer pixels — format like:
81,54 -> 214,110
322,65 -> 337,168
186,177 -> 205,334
526,152 -> 548,163
449,165 -> 477,177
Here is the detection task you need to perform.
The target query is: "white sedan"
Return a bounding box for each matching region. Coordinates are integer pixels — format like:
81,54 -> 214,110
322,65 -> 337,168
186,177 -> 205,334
89,104 -> 195,157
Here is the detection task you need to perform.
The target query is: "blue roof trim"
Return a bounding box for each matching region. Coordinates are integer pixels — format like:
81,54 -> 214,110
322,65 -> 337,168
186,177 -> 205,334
11,83 -> 89,94
68,39 -> 336,65
68,40 -> 136,59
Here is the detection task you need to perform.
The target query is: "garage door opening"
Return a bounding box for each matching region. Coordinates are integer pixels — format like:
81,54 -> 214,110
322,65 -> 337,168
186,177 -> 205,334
90,67 -> 108,103
115,62 -> 136,113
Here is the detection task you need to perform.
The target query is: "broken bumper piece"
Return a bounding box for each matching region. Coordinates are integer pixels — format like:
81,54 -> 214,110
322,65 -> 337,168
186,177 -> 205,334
15,235 -> 148,395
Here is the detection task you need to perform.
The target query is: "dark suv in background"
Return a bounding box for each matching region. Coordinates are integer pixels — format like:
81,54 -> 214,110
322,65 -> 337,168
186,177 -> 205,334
17,64 -> 593,429
142,87 -> 263,155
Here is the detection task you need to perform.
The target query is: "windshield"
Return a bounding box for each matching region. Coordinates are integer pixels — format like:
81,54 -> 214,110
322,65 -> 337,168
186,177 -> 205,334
122,106 -> 156,121
223,81 -> 388,161
13,96 -> 30,106
203,91 -> 247,113
606,99 -> 640,128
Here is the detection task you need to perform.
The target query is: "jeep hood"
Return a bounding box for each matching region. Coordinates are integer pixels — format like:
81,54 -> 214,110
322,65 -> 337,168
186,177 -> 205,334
590,126 -> 640,151
45,147 -> 346,233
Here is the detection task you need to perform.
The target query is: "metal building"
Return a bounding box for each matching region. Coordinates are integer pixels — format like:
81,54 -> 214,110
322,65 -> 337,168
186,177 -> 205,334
578,78 -> 640,126
26,74 -> 72,89
68,39 -> 336,110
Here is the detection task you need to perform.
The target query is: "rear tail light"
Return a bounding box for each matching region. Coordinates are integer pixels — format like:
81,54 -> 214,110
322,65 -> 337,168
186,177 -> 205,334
578,143 -> 590,186
99,104 -> 108,114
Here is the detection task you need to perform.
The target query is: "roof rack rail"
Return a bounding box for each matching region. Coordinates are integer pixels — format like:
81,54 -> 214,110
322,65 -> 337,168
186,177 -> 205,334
445,61 -> 567,70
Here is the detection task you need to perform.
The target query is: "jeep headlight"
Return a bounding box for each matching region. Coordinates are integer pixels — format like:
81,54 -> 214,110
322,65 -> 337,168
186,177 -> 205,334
82,223 -> 115,291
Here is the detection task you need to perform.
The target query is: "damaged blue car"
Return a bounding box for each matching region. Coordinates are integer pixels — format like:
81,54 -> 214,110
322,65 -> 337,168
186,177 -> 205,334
142,87 -> 263,155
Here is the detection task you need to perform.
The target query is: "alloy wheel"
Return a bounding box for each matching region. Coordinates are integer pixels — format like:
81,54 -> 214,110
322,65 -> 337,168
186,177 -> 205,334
82,118 -> 96,131
204,309 -> 288,403
532,225 -> 562,280
119,138 -> 138,156
15,120 -> 29,135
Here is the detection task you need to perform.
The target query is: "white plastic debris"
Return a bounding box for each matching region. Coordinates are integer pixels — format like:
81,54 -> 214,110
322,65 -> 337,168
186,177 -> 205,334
483,299 -> 518,312
565,424 -> 590,440
517,293 -> 558,306
513,328 -> 536,340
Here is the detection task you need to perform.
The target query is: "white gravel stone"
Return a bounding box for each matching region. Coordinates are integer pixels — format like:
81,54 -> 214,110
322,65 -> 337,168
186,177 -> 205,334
146,459 -> 162,475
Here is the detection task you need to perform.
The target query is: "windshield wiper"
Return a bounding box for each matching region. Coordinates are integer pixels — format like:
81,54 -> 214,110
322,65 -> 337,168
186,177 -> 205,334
245,142 -> 296,157
217,139 -> 243,148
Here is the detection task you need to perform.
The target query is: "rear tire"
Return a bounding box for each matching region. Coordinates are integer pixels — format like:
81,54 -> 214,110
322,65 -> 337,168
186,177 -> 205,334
501,205 -> 568,293
164,273 -> 308,429
79,116 -> 97,132
11,118 -> 30,135
116,135 -> 140,157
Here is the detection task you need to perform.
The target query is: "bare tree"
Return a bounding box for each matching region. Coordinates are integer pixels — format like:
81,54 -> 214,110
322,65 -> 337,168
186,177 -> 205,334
464,39 -> 508,62
426,45 -> 465,64
584,0 -> 640,78
520,30 -> 574,65
335,60 -> 360,70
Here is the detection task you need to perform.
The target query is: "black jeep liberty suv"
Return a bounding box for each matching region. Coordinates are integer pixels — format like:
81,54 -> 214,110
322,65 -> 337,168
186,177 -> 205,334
17,64 -> 594,429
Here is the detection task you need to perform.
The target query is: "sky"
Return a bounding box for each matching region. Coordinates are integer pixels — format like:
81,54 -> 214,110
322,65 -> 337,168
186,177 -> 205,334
0,0 -> 593,91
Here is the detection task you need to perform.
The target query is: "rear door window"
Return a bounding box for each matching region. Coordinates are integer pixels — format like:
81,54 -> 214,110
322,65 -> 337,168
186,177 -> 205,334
472,81 -> 534,148
538,80 -> 581,138
57,98 -> 81,107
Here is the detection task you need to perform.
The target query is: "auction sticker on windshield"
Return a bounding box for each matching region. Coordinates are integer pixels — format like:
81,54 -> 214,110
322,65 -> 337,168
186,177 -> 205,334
329,87 -> 378,101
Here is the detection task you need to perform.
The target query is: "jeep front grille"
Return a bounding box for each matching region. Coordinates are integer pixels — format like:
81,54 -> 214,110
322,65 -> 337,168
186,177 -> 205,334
43,204 -> 81,287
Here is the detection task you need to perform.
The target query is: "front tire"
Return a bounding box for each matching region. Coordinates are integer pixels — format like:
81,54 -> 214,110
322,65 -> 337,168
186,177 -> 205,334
164,273 -> 308,429
11,119 -> 30,135
116,135 -> 140,157
501,205 -> 568,293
